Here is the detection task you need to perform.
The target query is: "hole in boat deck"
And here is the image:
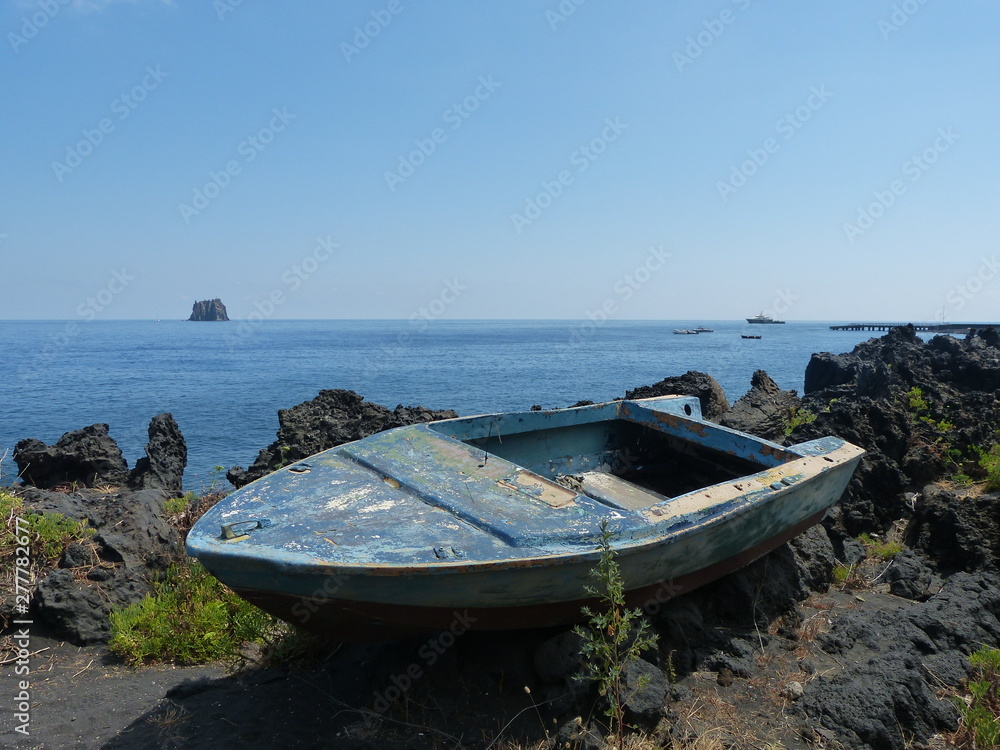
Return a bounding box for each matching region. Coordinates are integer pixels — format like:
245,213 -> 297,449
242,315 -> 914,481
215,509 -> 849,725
430,418 -> 769,511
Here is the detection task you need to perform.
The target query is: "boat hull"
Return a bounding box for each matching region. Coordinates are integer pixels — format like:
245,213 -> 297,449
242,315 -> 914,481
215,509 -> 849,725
187,396 -> 863,642
233,507 -> 826,641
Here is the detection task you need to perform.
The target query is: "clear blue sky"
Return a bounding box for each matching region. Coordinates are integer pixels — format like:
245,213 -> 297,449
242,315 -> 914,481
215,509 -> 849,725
2,0 -> 998,322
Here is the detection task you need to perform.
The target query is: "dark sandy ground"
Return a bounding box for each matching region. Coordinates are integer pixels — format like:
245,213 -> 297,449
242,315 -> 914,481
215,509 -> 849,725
1,632 -> 225,749
3,587 -> 945,750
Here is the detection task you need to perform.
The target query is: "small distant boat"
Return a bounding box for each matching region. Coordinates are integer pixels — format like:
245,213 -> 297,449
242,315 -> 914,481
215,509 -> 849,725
187,396 -> 864,642
742,334 -> 762,339
693,327 -> 714,333
747,313 -> 785,324
673,329 -> 699,334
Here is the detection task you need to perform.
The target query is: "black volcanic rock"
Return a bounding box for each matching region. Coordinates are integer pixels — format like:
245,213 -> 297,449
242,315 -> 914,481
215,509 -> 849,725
13,424 -> 129,489
625,370 -> 729,420
791,326 -> 1000,534
188,298 -> 229,321
227,389 -> 459,487
801,573 -> 1000,750
804,351 -> 857,394
128,413 -> 187,495
16,484 -> 181,644
906,485 -> 1000,575
719,369 -> 800,440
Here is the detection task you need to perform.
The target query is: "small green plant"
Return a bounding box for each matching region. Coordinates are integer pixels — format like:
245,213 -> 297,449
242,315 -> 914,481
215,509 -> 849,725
163,491 -> 196,516
951,645 -> 1000,748
784,407 -> 817,436
274,445 -> 292,469
858,533 -> 903,561
979,446 -> 1000,493
2,490 -> 93,566
907,387 -> 930,417
574,521 -> 659,746
109,559 -> 275,666
201,465 -> 228,494
832,563 -> 851,584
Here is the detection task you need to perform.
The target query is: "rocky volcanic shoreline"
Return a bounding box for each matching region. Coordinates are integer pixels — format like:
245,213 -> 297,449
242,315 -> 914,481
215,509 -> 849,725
3,325 -> 1000,749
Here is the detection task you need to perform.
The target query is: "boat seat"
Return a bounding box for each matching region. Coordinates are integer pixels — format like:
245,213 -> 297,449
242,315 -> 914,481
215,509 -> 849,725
577,471 -> 671,512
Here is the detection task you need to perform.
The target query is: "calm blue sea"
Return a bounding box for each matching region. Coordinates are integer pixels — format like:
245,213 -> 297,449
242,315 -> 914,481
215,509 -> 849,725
0,320 -> 893,489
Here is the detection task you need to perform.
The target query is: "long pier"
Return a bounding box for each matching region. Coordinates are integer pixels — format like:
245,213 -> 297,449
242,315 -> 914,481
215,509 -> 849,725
830,322 -> 1000,334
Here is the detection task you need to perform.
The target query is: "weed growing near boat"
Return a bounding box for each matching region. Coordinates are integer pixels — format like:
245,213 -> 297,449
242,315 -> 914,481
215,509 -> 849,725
162,492 -> 194,516
950,645 -> 1000,748
109,558 -> 275,666
574,521 -> 659,746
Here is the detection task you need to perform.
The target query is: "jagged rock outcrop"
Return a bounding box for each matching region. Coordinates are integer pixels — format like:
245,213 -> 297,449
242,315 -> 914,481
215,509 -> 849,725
19,485 -> 181,644
792,325 -> 1000,534
801,573 -> 1000,750
719,369 -> 801,440
128,413 -> 187,494
13,424 -> 129,489
188,298 -> 229,321
624,370 -> 730,421
227,389 -> 459,487
13,415 -> 187,494
906,485 -> 1000,575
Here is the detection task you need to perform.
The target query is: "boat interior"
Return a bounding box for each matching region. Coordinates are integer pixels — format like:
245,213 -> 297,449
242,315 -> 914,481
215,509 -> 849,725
427,403 -> 797,513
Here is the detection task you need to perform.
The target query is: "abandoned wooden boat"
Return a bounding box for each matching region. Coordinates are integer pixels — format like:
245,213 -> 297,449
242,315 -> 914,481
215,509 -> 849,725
186,396 -> 863,641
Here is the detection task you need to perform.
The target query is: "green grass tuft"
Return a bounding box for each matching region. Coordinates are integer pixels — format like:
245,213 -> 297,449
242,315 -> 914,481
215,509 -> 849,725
857,533 -> 903,561
109,559 -> 275,666
907,386 -> 930,416
1,489 -> 93,567
832,563 -> 851,583
951,646 -> 1000,749
784,407 -> 817,436
980,446 -> 1000,493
